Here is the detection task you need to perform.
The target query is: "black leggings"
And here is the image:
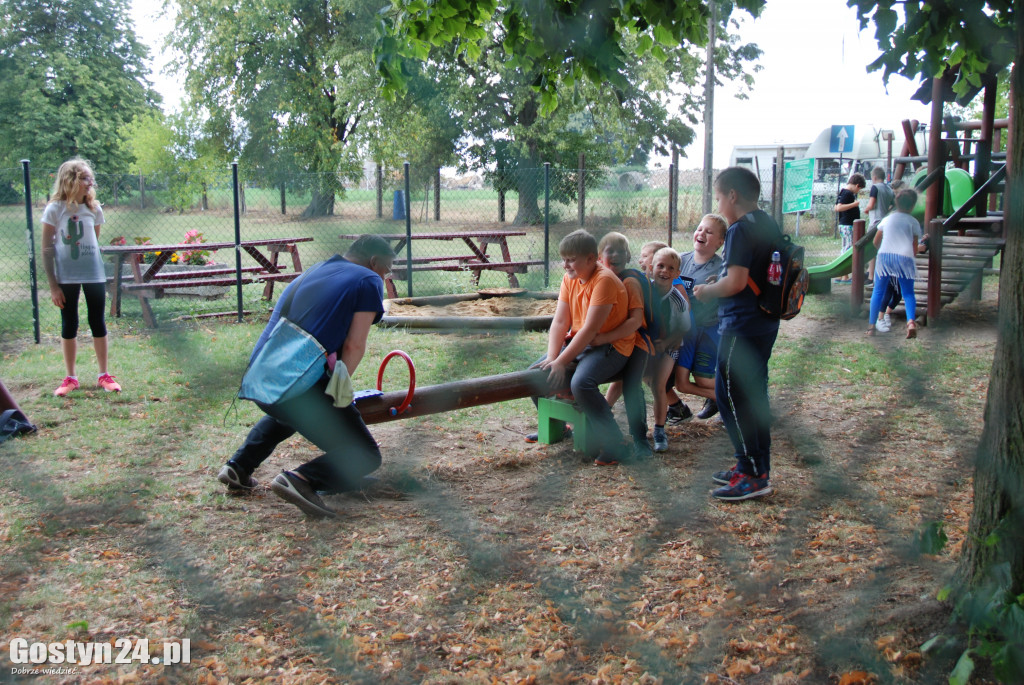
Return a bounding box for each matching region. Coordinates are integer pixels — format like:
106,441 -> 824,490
60,282 -> 107,340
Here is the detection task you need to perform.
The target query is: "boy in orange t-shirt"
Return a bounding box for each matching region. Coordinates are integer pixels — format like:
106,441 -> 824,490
531,229 -> 633,465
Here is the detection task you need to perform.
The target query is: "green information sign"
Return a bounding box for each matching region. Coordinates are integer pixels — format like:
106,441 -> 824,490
783,158 -> 814,214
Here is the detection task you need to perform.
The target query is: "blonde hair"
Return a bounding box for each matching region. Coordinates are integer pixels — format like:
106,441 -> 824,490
652,246 -> 681,270
700,213 -> 728,240
640,240 -> 668,255
597,231 -> 631,260
559,229 -> 598,258
50,158 -> 98,212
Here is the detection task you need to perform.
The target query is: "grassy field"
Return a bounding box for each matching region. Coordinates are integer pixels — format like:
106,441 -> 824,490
0,276 -> 999,683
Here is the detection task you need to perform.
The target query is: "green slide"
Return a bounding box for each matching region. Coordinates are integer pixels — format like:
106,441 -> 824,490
806,231 -> 879,294
910,167 -> 975,222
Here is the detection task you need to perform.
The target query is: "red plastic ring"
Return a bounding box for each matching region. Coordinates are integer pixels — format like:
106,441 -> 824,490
377,350 -> 415,416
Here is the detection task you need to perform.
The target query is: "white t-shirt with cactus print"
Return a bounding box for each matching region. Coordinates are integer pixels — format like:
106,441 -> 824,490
42,201 -> 106,284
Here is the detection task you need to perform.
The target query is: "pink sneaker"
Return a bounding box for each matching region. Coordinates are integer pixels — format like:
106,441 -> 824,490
54,376 -> 79,397
98,373 -> 121,393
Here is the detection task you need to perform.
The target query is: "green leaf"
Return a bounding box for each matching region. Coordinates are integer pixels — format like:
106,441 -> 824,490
921,634 -> 944,652
653,24 -> 676,47
874,7 -> 898,38
937,585 -> 952,602
949,649 -> 975,685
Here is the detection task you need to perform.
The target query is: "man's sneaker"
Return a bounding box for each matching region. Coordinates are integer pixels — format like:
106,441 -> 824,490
98,373 -> 121,392
593,450 -> 619,466
696,398 -> 719,420
711,472 -> 772,501
525,426 -> 572,444
666,402 -> 692,425
653,428 -> 668,453
270,471 -> 338,519
217,463 -> 258,492
54,376 -> 79,397
711,466 -> 738,485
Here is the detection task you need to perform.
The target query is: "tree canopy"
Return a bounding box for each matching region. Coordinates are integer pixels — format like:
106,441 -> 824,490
171,0 -> 389,216
0,0 -> 159,172
375,0 -> 766,114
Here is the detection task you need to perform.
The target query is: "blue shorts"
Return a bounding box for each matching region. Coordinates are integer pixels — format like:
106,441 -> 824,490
676,325 -> 720,379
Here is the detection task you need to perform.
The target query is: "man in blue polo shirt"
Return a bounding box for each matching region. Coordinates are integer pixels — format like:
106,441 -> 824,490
218,235 -> 394,519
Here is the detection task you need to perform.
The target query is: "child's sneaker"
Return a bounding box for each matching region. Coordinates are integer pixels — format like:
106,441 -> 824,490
883,312 -> 892,329
98,373 -> 121,392
653,427 -> 668,452
666,402 -> 692,425
875,316 -> 890,333
696,398 -> 719,420
711,472 -> 772,501
54,376 -> 79,397
711,466 -> 738,485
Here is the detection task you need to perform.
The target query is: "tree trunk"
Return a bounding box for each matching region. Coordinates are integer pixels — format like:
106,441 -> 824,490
301,185 -> 335,217
513,144 -> 543,225
958,57 -> 1024,594
513,179 -> 543,225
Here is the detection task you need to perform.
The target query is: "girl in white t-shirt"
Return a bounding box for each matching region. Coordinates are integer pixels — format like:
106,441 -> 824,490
867,188 -> 923,339
41,159 -> 121,396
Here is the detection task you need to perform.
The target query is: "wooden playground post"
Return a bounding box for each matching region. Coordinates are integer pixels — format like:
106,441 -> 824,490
925,76 -> 946,322
851,219 -> 866,312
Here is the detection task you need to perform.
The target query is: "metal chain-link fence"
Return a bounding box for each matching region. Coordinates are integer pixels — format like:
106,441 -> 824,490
1,160 -> 849,342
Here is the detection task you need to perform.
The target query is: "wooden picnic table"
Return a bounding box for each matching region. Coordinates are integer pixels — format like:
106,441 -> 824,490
337,230 -> 536,298
101,236 -> 313,327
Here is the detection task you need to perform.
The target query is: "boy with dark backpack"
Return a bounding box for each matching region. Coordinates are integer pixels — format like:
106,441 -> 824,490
596,232 -> 656,458
693,167 -> 786,501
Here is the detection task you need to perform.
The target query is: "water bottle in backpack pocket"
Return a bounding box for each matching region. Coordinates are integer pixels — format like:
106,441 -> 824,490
747,236 -> 809,320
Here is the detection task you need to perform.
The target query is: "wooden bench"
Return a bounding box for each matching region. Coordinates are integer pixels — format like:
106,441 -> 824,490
391,259 -> 546,280
257,272 -> 302,283
121,276 -> 256,291
150,266 -> 263,281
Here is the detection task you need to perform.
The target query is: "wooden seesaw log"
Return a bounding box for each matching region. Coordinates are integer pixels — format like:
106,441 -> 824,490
379,315 -> 552,331
354,368 -> 566,426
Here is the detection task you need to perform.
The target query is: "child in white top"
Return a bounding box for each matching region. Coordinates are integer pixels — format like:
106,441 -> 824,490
41,159 -> 121,396
868,187 -> 923,339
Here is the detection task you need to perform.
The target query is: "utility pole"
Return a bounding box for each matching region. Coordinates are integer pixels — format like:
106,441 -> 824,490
702,1 -> 717,215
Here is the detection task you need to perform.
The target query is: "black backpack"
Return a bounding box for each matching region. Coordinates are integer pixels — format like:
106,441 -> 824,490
746,231 -> 809,321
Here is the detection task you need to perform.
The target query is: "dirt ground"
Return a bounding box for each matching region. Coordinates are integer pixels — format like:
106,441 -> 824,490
0,286 -> 1000,684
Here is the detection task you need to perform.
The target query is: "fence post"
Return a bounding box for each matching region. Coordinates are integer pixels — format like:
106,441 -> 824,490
280,182 -> 286,215
578,153 -> 585,226
498,160 -> 506,223
404,162 -> 412,297
139,172 -> 145,209
774,146 -> 784,226
22,160 -> 40,344
434,167 -> 441,221
231,162 -> 244,322
667,148 -> 675,242
376,163 -> 383,219
544,162 -> 551,288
